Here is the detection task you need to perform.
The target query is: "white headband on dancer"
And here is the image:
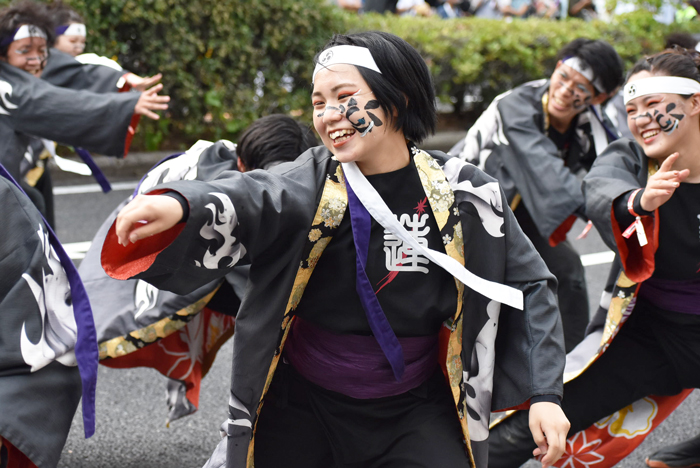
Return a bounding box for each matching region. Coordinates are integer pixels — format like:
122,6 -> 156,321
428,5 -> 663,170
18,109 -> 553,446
624,76 -> 700,104
563,57 -> 604,94
312,45 -> 382,83
59,23 -> 86,37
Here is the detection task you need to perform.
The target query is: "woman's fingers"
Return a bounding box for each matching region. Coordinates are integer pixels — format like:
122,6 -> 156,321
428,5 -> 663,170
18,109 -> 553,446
135,86 -> 170,120
114,195 -> 183,245
659,152 -> 680,173
139,73 -> 162,89
529,402 -> 570,468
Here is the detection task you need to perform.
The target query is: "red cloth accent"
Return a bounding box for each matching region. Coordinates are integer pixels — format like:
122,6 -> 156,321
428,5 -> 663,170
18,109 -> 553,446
627,189 -> 643,217
101,308 -> 235,414
0,437 -> 38,468
549,214 -> 578,247
611,205 -> 659,283
118,75 -> 141,158
551,391 -> 692,468
101,189 -> 185,280
123,114 -> 141,158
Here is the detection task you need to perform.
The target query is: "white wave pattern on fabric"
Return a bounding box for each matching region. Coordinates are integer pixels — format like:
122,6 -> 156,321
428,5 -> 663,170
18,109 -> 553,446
458,90 -> 511,168
0,80 -> 18,116
464,299 -> 501,442
138,140 -> 220,194
20,225 -> 78,371
158,313 -> 204,379
133,279 -> 159,320
197,192 -> 246,269
443,158 -> 505,238
342,161 -> 523,310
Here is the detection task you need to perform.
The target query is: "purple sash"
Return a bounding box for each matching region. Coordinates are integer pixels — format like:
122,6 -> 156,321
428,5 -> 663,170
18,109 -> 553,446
638,277 -> 700,315
285,317 -> 439,399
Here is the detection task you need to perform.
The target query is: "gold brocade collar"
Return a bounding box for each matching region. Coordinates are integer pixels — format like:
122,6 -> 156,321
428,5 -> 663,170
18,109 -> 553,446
542,90 -> 550,132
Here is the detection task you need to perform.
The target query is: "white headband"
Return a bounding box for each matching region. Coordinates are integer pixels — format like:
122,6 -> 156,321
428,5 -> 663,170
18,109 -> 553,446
62,23 -> 86,37
563,57 -> 604,93
312,45 -> 382,83
13,24 -> 46,42
624,76 -> 700,104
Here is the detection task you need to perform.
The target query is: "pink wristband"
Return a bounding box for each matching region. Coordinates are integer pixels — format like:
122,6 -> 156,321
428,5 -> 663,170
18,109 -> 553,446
627,188 -> 643,217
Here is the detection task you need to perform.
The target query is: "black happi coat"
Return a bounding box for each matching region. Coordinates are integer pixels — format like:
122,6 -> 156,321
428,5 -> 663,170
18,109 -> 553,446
42,48 -> 126,93
451,79 -> 617,240
0,61 -> 138,181
0,169 -> 85,468
101,147 -> 564,468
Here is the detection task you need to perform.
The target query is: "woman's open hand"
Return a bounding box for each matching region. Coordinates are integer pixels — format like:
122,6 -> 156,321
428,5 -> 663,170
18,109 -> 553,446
115,194 -> 183,246
134,83 -> 170,120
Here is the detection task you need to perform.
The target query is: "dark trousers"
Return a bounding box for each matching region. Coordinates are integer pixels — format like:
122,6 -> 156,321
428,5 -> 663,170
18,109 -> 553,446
515,205 -> 588,352
488,298 -> 700,468
254,363 -> 471,468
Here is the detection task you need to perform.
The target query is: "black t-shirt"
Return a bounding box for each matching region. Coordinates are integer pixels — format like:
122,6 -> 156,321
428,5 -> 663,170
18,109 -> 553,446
653,182 -> 700,280
547,115 -> 596,174
295,160 -> 458,337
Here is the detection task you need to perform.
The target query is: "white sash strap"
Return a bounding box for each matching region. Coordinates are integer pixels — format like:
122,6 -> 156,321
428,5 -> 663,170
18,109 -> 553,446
341,161 -> 524,310
41,139 -> 92,176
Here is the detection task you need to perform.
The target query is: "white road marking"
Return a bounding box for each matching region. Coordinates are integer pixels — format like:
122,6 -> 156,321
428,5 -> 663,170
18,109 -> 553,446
64,241 -> 93,260
580,250 -> 615,267
54,181 -> 139,195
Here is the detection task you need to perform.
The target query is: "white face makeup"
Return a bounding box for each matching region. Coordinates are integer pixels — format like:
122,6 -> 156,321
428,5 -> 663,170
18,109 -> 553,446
625,71 -> 693,159
312,63 -> 407,175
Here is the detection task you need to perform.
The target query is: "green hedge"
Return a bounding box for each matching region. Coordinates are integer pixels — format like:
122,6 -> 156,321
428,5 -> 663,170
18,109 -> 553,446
349,11 -> 700,116
10,0 -> 700,148
61,0 -> 346,149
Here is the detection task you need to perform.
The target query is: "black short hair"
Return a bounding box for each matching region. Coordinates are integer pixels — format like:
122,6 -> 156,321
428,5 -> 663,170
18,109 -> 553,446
664,32 -> 698,51
0,0 -> 54,57
628,47 -> 700,84
237,114 -> 318,170
315,31 -> 436,143
556,38 -> 624,94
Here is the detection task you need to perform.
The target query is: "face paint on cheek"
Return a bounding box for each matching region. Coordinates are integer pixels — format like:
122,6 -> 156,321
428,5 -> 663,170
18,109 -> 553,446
654,104 -> 685,134
572,88 -> 592,111
345,100 -> 373,136
359,121 -> 375,137
631,112 -> 652,121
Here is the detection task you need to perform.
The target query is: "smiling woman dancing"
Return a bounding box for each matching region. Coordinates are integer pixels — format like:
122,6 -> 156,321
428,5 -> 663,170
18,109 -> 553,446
487,47 -> 700,468
100,31 -> 568,468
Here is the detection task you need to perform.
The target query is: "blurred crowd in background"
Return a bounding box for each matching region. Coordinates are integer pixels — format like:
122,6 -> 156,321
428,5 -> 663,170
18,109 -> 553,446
331,0 -> 700,22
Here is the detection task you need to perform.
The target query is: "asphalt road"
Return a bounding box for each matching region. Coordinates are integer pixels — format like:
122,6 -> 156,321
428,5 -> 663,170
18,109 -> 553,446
52,145 -> 698,468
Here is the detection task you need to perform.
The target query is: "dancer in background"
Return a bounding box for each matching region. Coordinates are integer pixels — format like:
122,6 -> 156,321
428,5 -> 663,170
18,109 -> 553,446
487,47 -> 700,468
0,0 -> 168,226
450,38 -> 624,352
101,31 -> 568,468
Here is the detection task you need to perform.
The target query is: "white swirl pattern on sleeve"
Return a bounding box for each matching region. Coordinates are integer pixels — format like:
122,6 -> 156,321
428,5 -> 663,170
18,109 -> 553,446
195,192 -> 246,269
